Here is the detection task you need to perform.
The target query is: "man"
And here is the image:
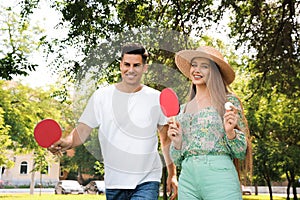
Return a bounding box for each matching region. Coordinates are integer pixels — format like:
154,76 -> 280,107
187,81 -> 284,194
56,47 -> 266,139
48,43 -> 178,200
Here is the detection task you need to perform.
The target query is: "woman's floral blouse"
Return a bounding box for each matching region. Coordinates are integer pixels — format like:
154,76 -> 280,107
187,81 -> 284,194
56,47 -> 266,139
170,94 -> 247,166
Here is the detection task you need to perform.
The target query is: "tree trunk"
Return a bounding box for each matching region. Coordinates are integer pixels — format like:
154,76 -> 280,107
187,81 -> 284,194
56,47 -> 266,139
267,183 -> 273,200
293,184 -> 298,200
290,170 -> 298,200
39,158 -> 43,196
286,168 -> 298,200
263,170 -> 273,200
286,170 -> 291,200
30,162 -> 35,195
287,181 -> 291,200
255,183 -> 258,195
265,176 -> 273,200
39,172 -> 42,196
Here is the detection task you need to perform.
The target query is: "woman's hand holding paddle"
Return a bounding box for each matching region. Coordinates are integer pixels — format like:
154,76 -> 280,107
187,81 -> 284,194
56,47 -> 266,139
167,120 -> 182,150
159,88 -> 182,149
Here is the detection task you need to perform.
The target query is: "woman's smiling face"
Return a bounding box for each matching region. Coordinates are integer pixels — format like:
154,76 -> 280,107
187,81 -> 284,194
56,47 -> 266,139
189,57 -> 211,85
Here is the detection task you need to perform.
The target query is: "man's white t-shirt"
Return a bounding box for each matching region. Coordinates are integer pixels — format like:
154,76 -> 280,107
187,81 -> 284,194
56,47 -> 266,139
78,84 -> 168,189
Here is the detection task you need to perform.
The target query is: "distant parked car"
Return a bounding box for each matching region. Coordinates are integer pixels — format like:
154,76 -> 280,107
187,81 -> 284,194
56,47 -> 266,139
55,180 -> 84,194
242,185 -> 252,195
84,180 -> 105,194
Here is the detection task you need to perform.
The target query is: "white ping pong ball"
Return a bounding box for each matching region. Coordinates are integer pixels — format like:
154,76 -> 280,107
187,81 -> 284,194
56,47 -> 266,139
225,102 -> 234,110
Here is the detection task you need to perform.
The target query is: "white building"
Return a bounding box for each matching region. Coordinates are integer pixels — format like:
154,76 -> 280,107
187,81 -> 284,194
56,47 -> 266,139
0,151 -> 60,187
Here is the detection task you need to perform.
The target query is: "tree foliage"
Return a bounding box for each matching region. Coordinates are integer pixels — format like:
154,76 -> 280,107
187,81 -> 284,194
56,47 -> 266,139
16,0 -> 300,196
0,80 -> 74,154
0,5 -> 46,80
0,79 -> 75,193
0,107 -> 14,167
221,0 -> 299,198
224,0 -> 300,98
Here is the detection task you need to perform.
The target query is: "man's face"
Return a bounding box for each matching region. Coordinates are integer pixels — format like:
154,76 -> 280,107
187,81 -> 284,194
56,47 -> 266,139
120,54 -> 148,86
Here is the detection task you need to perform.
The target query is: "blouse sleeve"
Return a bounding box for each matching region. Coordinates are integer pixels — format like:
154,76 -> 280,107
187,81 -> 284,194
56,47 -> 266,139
224,129 -> 247,159
170,143 -> 184,166
225,95 -> 248,159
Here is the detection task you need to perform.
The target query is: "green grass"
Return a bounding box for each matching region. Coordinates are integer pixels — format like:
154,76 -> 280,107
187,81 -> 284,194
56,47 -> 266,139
0,194 -> 297,200
0,194 -> 106,199
242,195 -> 287,200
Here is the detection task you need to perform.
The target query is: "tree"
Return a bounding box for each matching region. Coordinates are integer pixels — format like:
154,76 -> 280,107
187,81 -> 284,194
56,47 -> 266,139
0,80 -> 74,193
19,0 -> 228,87
0,5 -> 46,79
0,107 -> 14,168
220,1 -> 299,198
243,78 -> 299,199
18,1 -> 299,197
0,81 -> 72,151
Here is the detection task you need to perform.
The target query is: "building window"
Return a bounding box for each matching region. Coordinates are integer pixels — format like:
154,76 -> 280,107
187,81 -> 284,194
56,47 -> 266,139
20,161 -> 28,174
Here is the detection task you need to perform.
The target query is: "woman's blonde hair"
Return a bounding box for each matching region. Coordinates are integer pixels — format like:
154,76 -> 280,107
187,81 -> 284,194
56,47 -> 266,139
188,59 -> 252,184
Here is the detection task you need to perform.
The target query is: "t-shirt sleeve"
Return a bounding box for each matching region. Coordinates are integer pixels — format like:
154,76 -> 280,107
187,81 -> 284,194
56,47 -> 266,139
78,91 -> 100,128
157,92 -> 168,126
158,110 -> 168,126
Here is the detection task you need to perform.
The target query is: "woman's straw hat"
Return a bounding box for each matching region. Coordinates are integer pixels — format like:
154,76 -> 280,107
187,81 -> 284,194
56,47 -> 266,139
175,46 -> 235,85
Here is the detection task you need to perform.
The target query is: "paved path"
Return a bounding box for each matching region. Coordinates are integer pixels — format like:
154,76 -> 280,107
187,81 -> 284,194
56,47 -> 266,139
0,188 -> 54,194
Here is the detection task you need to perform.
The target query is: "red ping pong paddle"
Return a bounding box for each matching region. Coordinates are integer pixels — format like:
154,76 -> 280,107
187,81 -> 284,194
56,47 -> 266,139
159,88 -> 180,120
34,119 -> 62,148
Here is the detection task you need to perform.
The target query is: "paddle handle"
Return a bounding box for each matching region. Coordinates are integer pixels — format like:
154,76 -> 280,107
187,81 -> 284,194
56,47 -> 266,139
171,116 -> 176,123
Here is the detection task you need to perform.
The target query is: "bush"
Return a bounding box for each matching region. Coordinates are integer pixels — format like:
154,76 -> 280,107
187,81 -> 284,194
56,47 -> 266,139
18,184 -> 30,188
3,185 -> 15,189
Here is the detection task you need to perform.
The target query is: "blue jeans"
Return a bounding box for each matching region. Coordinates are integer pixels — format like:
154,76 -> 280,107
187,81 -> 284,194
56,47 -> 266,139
105,181 -> 160,200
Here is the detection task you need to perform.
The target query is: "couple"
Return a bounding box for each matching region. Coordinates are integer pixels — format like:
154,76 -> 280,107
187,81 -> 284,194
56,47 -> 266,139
48,43 -> 252,200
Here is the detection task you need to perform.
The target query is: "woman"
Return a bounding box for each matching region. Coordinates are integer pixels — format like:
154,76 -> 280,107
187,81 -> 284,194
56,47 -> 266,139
168,46 -> 252,200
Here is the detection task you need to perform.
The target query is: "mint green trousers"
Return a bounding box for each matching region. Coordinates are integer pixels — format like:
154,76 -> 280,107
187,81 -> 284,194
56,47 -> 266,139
178,155 -> 242,200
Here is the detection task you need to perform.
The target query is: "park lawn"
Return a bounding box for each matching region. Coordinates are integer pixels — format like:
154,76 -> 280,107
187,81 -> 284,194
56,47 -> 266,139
0,194 -> 106,200
0,194 -> 291,200
242,195 -> 291,200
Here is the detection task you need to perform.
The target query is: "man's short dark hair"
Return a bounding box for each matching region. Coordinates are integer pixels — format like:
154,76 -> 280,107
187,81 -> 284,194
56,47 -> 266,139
121,43 -> 149,63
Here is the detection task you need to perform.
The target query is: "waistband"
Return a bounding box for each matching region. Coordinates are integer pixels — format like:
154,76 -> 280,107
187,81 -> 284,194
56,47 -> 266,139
183,154 -> 231,163
183,150 -> 228,158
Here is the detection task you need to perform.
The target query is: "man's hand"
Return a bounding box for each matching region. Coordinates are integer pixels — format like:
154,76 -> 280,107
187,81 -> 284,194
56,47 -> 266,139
158,124 -> 178,199
47,123 -> 92,156
167,174 -> 178,200
47,135 -> 73,156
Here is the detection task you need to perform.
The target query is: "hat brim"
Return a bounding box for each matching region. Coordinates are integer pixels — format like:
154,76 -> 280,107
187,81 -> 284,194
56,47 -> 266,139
175,50 -> 235,85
